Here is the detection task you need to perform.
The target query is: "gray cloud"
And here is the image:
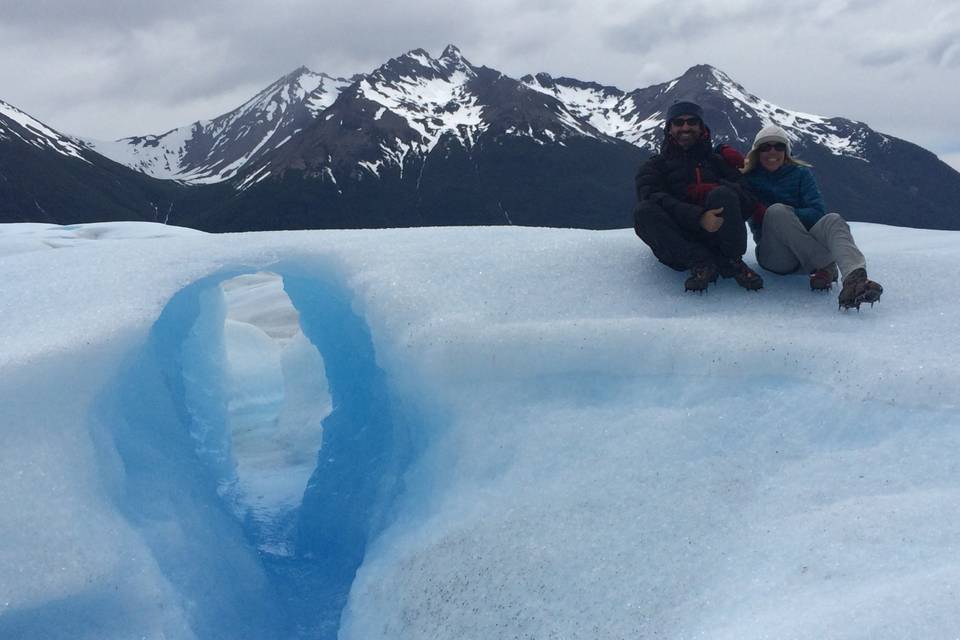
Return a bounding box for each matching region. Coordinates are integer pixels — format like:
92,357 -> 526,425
848,6 -> 960,69
0,0 -> 204,30
605,0 -> 769,56
0,0 -> 489,133
928,31 -> 960,67
858,48 -> 911,67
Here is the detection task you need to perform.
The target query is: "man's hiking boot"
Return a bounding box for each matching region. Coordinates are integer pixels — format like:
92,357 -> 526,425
685,262 -> 718,293
838,268 -> 883,310
719,258 -> 763,291
809,263 -> 839,291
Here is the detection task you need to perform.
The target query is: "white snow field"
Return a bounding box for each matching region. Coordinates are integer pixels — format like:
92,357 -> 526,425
0,221 -> 957,640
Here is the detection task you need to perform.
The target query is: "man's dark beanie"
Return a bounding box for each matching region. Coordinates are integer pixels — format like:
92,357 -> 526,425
666,101 -> 703,121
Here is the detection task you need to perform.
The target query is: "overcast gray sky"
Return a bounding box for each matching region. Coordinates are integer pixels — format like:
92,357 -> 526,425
2,0 -> 958,169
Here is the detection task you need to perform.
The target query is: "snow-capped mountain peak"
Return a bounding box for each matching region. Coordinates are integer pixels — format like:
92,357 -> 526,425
3,49 -> 957,234
229,46 -> 620,189
521,72 -> 641,142
438,44 -> 471,69
86,66 -> 352,183
379,46 -> 475,81
357,47 -> 485,154
521,63 -> 881,162
42,49 -> 949,234
680,63 -> 728,83
701,67 -> 875,160
0,99 -> 90,163
304,71 -> 355,115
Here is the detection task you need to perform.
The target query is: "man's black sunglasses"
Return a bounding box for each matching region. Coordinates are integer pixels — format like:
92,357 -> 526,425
757,142 -> 787,152
670,116 -> 701,127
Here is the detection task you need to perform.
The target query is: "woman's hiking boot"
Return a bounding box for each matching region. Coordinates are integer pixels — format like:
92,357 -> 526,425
684,262 -> 718,293
719,258 -> 763,291
809,263 -> 839,291
838,268 -> 883,310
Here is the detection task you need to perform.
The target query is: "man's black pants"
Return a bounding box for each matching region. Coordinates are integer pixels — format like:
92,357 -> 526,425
634,186 -> 747,271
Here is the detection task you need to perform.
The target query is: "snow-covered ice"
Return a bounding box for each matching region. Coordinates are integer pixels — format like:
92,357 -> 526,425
0,220 -> 957,639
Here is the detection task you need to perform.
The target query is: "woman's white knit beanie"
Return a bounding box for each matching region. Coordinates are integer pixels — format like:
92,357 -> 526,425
752,125 -> 791,152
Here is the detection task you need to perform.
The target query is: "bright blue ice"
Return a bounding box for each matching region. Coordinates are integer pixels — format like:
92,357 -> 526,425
3,223 -> 959,640
103,270 -> 286,639
61,265 -> 415,639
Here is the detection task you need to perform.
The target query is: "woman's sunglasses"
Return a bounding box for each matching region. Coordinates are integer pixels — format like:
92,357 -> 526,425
757,142 -> 787,152
670,117 -> 701,127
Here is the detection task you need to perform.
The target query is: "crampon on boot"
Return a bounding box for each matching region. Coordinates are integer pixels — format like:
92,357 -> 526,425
719,258 -> 763,291
684,262 -> 718,293
809,263 -> 838,291
838,268 -> 883,310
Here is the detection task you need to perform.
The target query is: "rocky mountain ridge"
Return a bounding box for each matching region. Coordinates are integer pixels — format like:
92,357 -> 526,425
2,47 -> 958,231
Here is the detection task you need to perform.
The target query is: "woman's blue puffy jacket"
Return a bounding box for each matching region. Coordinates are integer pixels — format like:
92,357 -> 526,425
745,164 -> 826,231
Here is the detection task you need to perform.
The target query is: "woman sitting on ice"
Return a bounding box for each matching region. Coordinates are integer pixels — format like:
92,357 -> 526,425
741,125 -> 883,310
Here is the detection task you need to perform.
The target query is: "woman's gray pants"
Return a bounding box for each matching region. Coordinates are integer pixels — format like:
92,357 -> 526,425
756,204 -> 867,277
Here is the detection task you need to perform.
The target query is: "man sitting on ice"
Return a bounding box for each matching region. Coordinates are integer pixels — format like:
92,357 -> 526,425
633,100 -> 762,292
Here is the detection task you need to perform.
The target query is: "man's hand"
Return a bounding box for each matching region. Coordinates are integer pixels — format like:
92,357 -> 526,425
700,207 -> 724,232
